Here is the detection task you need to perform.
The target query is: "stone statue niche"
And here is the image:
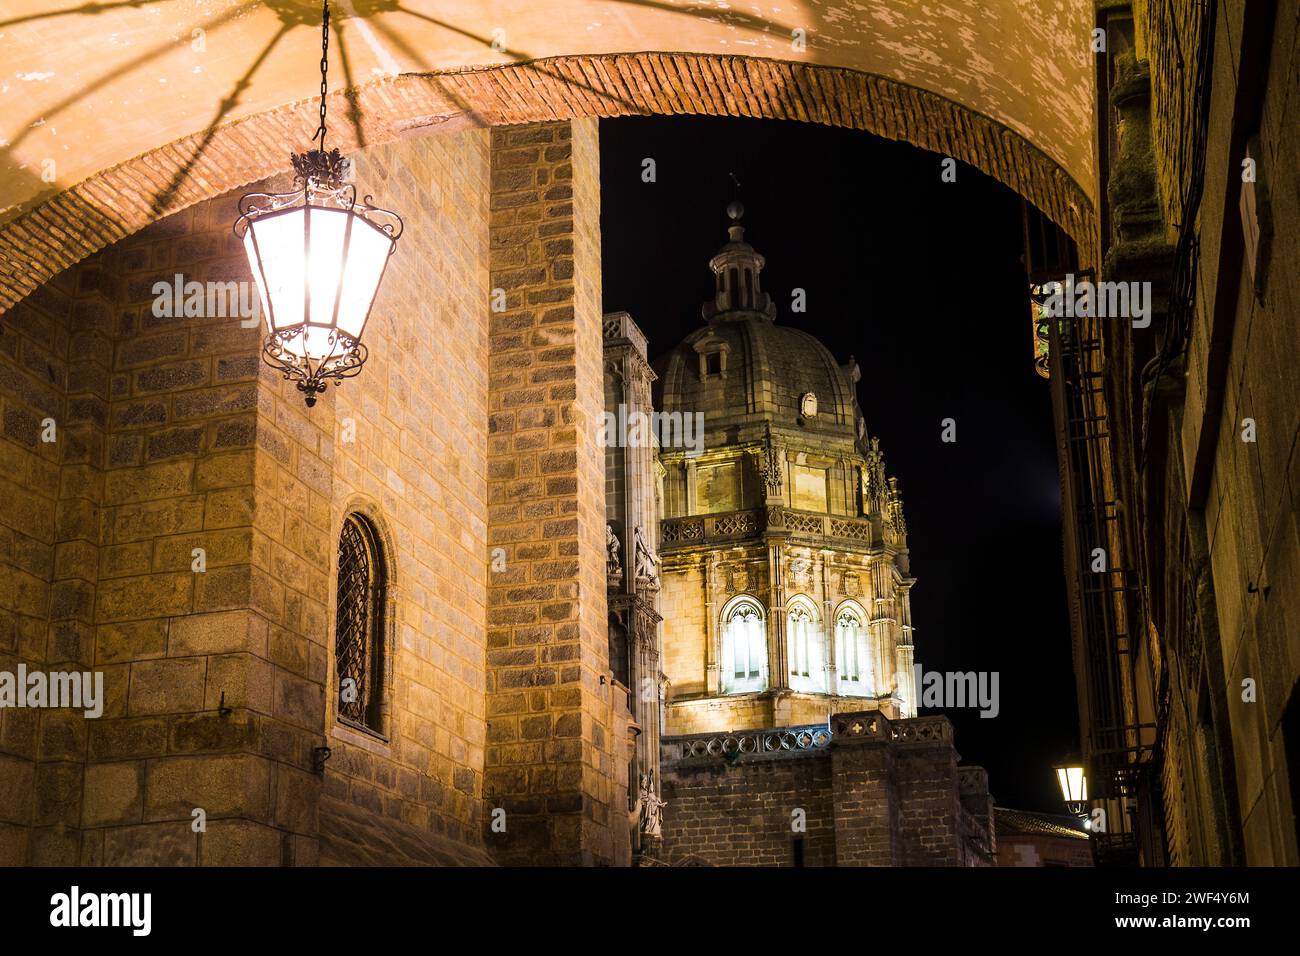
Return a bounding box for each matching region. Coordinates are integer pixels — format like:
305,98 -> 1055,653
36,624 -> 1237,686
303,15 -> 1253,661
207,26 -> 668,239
606,524 -> 623,587
638,771 -> 666,837
632,525 -> 660,591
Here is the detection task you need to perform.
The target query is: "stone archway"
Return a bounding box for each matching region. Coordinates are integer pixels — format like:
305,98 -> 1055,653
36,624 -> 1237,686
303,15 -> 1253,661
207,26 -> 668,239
0,50 -> 1096,315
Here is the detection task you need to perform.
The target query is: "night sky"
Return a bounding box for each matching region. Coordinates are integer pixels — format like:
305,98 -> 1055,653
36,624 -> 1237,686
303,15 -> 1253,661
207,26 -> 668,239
599,115 -> 1079,814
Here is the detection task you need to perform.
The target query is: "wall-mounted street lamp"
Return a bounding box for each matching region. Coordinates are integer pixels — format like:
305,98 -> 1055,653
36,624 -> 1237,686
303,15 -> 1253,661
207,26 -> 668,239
1054,762 -> 1088,817
234,0 -> 401,407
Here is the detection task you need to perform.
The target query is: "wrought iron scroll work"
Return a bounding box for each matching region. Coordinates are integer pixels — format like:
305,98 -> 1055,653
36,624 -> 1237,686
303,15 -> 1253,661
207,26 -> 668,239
233,159 -> 405,241
336,515 -> 382,730
262,328 -> 369,406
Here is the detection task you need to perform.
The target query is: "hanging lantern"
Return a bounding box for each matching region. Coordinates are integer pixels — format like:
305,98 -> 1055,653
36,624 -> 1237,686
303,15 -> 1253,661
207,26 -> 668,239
1054,762 -> 1088,816
234,0 -> 401,407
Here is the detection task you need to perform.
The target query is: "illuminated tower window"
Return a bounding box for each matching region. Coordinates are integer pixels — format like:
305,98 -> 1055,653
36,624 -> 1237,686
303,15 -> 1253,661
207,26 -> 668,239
835,603 -> 874,697
720,597 -> 767,693
787,597 -> 824,692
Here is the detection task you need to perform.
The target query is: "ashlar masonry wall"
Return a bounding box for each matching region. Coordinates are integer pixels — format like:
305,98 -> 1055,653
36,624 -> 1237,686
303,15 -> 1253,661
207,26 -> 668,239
285,128 -> 495,858
0,180 -> 274,864
0,116 -> 629,866
0,125 -> 500,865
484,119 -> 630,866
660,714 -> 992,866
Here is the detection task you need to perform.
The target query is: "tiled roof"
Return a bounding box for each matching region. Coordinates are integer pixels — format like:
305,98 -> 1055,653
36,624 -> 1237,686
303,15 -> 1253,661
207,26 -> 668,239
994,807 -> 1090,840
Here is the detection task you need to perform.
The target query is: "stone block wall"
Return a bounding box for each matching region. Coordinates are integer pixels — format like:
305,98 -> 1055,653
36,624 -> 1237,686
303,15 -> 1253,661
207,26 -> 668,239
0,124 -> 502,865
892,740 -> 963,866
0,259 -> 75,865
661,747 -> 836,866
659,558 -> 710,698
89,198 -> 266,866
267,128 -> 496,855
1135,0 -> 1208,241
959,766 -> 996,860
828,731 -> 899,866
660,714 -> 991,866
0,186 -> 273,864
483,119 -> 628,866
1194,3 -> 1300,863
1137,0 -> 1300,865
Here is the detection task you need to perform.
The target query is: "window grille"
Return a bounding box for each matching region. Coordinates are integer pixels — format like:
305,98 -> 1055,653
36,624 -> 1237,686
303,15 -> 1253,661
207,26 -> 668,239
336,513 -> 384,730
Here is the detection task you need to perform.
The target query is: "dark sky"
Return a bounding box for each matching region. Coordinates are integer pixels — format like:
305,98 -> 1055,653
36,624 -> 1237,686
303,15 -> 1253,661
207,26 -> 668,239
599,115 -> 1079,814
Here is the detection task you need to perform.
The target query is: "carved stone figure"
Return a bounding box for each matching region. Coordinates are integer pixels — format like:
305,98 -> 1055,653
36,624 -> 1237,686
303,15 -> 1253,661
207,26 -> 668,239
606,524 -> 622,579
761,435 -> 785,498
633,525 -> 660,590
726,563 -> 750,593
638,772 -> 666,837
887,477 -> 908,538
788,556 -> 812,591
864,436 -> 886,513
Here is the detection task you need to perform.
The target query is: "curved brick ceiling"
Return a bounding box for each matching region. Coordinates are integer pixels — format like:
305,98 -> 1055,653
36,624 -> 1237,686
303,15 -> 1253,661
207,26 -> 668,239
0,0 -> 1096,311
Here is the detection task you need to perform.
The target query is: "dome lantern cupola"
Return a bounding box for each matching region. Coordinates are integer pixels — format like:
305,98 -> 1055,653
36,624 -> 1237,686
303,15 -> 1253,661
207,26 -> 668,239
659,200 -> 862,441
703,201 -> 777,322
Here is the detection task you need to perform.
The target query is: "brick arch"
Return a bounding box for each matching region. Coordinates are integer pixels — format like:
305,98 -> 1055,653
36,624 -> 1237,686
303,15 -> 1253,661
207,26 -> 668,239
0,52 -> 1095,315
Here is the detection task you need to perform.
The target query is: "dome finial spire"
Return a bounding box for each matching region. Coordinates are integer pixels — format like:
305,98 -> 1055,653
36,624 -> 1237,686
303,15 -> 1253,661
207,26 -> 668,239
726,172 -> 745,240
702,184 -> 774,322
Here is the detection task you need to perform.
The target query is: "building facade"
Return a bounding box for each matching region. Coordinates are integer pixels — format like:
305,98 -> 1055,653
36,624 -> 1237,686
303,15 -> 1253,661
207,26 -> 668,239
1043,0 -> 1300,867
2,0 -> 1293,870
655,204 -> 919,736
638,206 -> 994,865
602,310 -> 666,860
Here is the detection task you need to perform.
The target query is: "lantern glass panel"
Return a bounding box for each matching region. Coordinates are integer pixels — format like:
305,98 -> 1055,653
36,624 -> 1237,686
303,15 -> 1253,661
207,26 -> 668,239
243,204 -> 391,360
334,210 -> 392,339
1055,766 -> 1086,803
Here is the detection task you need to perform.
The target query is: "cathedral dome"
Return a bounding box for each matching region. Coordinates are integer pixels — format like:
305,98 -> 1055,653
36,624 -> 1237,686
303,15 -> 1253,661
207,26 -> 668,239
656,205 -> 863,449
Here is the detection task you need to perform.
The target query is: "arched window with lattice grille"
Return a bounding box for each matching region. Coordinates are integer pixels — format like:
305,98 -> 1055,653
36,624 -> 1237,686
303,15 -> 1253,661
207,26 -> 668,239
335,513 -> 386,732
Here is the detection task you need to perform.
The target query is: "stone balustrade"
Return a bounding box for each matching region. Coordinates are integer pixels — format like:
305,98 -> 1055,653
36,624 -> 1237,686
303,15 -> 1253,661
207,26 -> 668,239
660,507 -> 875,550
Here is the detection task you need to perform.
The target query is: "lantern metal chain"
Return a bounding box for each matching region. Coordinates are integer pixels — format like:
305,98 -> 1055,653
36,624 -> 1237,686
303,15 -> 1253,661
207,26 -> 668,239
313,0 -> 331,151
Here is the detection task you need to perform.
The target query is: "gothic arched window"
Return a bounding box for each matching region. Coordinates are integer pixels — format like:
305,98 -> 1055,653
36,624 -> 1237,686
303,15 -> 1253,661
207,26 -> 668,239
720,597 -> 767,694
786,596 -> 825,693
835,601 -> 875,697
336,513 -> 386,732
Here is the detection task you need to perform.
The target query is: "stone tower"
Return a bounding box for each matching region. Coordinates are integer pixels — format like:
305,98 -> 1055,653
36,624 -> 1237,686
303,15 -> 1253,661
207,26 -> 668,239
656,202 -> 919,736
601,311 -> 666,857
